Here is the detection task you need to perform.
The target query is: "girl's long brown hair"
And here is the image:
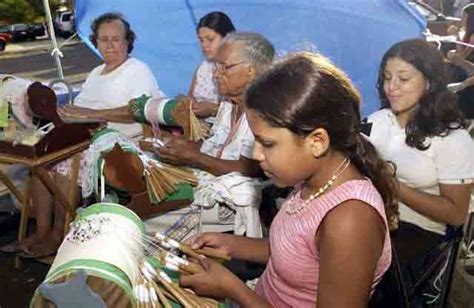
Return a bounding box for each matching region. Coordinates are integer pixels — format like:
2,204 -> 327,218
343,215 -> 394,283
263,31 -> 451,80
246,52 -> 398,224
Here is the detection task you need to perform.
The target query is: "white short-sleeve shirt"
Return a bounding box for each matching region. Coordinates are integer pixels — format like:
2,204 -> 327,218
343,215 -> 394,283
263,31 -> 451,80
192,60 -> 219,124
367,109 -> 474,234
192,60 -> 218,103
74,57 -> 164,138
199,101 -> 254,160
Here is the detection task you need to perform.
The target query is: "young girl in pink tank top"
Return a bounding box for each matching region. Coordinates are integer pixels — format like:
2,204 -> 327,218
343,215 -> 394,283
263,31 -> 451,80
180,52 -> 398,307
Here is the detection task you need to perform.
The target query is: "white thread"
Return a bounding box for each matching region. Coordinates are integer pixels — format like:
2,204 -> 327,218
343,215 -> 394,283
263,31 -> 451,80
100,160 -> 105,201
149,286 -> 158,302
139,284 -> 147,302
133,286 -> 140,300
167,253 -> 188,266
164,262 -> 179,272
140,266 -> 154,281
155,232 -> 165,241
143,261 -> 158,277
143,285 -> 150,303
167,238 -> 180,249
159,271 -> 172,283
160,241 -> 172,250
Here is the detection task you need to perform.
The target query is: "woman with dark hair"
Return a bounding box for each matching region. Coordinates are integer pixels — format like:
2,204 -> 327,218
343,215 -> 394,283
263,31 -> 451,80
179,52 -> 397,307
0,12 -> 162,257
89,12 -> 136,54
188,11 -> 236,120
61,11 -> 234,127
368,39 -> 474,305
71,12 -> 163,138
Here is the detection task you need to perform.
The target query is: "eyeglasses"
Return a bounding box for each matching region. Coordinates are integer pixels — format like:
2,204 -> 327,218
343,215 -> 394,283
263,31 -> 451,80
214,61 -> 246,73
97,37 -> 125,45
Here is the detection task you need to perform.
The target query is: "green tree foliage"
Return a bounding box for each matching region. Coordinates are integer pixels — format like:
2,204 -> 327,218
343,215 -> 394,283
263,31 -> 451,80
0,0 -> 37,23
28,0 -> 63,18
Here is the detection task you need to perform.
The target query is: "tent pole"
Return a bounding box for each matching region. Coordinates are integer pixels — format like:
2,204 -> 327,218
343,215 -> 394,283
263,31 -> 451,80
42,0 -> 65,80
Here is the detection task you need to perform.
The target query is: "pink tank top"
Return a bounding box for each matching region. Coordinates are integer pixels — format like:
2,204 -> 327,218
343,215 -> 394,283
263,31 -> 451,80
255,180 -> 392,307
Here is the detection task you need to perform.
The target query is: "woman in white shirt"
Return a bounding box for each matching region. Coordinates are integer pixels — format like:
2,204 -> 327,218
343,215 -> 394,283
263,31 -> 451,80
62,12 -> 163,138
74,57 -> 161,138
367,39 -> 474,306
146,32 -> 275,240
59,12 -> 234,130
1,13 -> 162,258
188,11 -> 235,121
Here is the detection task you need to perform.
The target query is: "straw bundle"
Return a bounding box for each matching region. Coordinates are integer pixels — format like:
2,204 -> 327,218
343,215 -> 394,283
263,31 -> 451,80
139,96 -> 208,203
154,232 -> 231,262
143,160 -> 198,203
171,97 -> 209,142
133,230 -> 232,307
101,142 -> 197,204
135,260 -> 220,308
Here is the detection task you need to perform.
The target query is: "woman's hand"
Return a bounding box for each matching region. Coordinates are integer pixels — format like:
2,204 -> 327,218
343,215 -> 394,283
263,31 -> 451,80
179,257 -> 240,299
186,232 -> 235,259
448,48 -> 474,64
446,25 -> 459,37
58,105 -> 102,121
447,50 -> 462,63
191,100 -> 219,118
157,136 -> 201,165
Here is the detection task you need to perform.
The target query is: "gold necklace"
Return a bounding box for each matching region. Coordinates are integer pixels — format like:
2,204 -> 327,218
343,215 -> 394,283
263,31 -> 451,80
286,158 -> 351,215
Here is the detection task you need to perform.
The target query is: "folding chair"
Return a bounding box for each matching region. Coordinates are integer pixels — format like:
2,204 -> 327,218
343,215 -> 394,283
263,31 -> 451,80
462,212 -> 474,275
406,226 -> 463,307
369,245 -> 409,308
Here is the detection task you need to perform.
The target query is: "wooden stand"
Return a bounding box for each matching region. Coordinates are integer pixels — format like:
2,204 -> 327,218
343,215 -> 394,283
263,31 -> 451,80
0,141 -> 89,267
101,144 -> 191,220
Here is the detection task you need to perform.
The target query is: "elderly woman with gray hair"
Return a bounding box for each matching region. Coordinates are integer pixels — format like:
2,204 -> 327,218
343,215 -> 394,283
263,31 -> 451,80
61,31 -> 275,240
57,32 -> 275,239
157,32 -> 274,176
145,32 -> 275,239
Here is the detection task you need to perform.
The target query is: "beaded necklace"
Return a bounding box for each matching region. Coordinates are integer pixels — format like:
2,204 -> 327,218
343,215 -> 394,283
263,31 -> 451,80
286,157 -> 351,215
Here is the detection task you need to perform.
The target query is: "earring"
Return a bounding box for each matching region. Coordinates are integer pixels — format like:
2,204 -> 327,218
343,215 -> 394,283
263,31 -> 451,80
425,82 -> 430,91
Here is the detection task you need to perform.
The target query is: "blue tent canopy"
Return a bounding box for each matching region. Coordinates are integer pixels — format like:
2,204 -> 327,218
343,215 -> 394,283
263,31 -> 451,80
75,0 -> 425,116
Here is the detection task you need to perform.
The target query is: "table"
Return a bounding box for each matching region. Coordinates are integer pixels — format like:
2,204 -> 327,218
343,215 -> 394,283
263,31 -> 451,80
0,141 -> 90,255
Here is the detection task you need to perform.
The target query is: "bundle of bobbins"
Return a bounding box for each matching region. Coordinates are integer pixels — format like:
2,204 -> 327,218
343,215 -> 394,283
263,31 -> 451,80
134,232 -> 231,308
172,96 -> 209,142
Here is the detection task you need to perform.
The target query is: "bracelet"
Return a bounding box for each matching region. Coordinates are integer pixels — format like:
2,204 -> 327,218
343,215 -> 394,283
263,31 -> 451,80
129,94 -> 151,123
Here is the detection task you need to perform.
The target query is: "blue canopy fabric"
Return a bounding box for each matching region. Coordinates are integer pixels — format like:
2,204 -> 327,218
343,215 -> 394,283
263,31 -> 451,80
75,0 -> 425,116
